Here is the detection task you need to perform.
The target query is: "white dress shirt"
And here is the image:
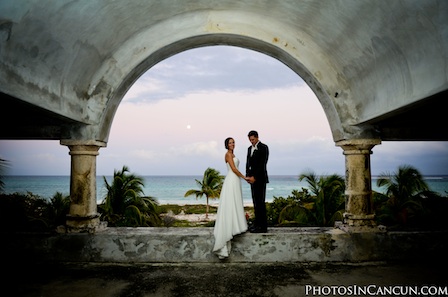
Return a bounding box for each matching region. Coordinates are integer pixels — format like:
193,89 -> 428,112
251,141 -> 259,156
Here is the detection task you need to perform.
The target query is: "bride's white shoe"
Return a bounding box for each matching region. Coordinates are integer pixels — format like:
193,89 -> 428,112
214,241 -> 231,260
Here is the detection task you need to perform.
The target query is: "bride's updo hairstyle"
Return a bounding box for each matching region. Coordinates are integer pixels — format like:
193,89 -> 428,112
225,137 -> 233,149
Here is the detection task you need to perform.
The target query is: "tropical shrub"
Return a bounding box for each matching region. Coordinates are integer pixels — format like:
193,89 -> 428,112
298,172 -> 345,227
266,172 -> 345,227
266,188 -> 314,226
374,165 -> 447,229
98,166 -> 162,227
0,191 -> 70,232
48,192 -> 71,227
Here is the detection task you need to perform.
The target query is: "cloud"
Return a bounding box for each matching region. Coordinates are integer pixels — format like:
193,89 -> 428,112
0,140 -> 69,175
126,141 -> 221,161
129,149 -> 158,160
123,76 -> 166,102
269,136 -> 344,175
372,141 -> 448,175
167,141 -> 221,158
123,45 -> 302,103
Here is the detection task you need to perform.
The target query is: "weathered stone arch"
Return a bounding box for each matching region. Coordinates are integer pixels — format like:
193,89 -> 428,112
2,1 -> 446,142
82,9 -> 355,145
1,0 -> 447,232
100,34 -> 346,144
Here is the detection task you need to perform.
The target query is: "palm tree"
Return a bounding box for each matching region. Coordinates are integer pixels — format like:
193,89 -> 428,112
100,166 -> 161,227
376,165 -> 429,225
298,171 -> 345,226
184,167 -> 223,219
48,192 -> 71,227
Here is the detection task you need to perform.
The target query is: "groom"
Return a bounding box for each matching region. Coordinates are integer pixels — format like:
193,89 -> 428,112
246,130 -> 269,233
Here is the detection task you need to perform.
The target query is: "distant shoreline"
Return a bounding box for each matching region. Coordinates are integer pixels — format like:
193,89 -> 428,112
3,175 -> 447,201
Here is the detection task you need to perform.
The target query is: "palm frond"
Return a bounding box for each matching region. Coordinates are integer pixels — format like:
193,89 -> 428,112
99,165 -> 161,227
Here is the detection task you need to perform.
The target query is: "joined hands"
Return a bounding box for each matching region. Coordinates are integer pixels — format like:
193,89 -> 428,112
245,176 -> 255,184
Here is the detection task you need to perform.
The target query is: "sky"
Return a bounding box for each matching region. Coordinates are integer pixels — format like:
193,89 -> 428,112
1,46 -> 447,176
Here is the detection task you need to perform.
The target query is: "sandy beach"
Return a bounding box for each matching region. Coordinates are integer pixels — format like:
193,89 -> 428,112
162,202 -> 253,223
173,212 -> 217,222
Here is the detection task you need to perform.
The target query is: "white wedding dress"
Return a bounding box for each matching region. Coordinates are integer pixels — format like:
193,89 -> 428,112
213,157 -> 248,258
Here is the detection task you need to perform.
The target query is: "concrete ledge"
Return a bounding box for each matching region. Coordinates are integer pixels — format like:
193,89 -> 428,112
3,227 -> 448,263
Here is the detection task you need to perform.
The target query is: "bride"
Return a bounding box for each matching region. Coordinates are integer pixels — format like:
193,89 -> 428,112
213,137 -> 248,259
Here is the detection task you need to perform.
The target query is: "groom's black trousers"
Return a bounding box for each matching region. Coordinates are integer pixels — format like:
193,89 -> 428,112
250,181 -> 267,229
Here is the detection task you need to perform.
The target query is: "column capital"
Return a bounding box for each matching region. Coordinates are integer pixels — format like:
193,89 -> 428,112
60,139 -> 107,147
336,139 -> 381,154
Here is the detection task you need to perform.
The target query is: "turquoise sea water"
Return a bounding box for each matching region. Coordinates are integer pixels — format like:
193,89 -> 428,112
2,175 -> 448,205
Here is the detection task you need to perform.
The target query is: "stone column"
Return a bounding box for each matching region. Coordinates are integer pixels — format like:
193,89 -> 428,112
60,140 -> 106,233
336,139 -> 383,232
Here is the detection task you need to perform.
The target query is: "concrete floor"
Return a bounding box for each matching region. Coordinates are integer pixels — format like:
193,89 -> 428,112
5,260 -> 447,297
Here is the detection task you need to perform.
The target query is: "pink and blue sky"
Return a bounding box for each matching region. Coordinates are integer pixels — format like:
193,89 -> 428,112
1,46 -> 447,176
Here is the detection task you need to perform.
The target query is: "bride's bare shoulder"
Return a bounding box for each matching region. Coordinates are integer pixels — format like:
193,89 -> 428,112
225,151 -> 235,162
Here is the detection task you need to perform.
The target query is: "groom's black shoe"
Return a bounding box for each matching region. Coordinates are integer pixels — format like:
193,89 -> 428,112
249,226 -> 267,233
248,224 -> 258,232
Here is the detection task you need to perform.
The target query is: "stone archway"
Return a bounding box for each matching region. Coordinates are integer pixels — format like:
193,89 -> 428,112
63,36 -> 380,232
2,1 -> 446,232
64,16 -> 382,232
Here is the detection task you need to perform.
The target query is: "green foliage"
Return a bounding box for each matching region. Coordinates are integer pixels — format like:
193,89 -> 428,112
298,172 -> 345,227
48,192 -> 71,227
266,188 -> 313,226
184,167 -> 223,219
377,165 -> 429,204
98,166 -> 162,227
266,172 -> 345,227
374,164 -> 447,229
160,204 -> 218,215
0,191 -> 70,232
1,164 -> 446,231
278,204 -> 313,227
418,194 -> 448,229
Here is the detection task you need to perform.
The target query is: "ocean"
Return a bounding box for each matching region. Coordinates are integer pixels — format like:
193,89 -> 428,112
2,175 -> 448,205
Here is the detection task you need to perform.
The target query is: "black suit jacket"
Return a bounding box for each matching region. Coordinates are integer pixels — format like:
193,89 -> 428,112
246,142 -> 269,183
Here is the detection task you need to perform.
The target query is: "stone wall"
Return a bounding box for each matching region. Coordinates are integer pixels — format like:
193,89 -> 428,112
4,227 -> 447,264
